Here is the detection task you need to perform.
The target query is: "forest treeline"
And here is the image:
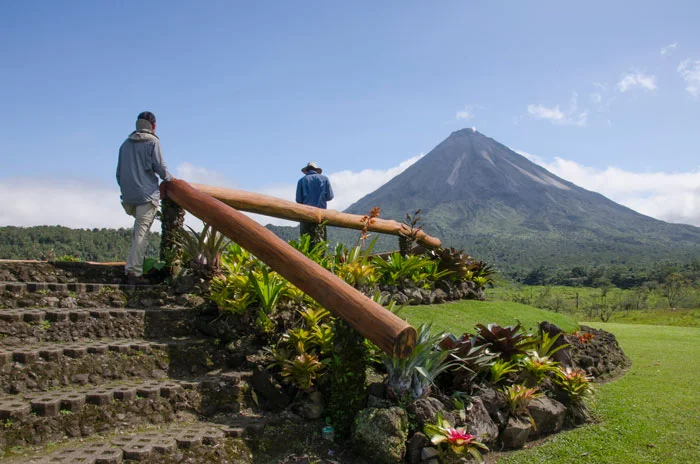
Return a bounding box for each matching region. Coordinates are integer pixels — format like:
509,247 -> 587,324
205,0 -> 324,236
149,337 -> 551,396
0,226 -> 160,262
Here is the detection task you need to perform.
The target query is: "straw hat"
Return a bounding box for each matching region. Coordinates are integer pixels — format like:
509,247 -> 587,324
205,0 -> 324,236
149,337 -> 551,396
301,161 -> 322,174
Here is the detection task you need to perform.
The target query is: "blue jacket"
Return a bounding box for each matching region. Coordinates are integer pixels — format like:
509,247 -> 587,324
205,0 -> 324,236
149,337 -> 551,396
296,170 -> 334,209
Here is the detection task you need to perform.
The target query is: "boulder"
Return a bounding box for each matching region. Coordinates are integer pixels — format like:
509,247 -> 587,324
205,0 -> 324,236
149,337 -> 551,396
463,397 -> 499,446
475,385 -> 505,422
432,288 -> 448,303
406,432 -> 430,464
528,397 -> 566,438
406,397 -> 453,432
293,391 -> 324,420
403,288 -> 423,304
500,416 -> 531,449
353,407 -> 408,464
250,366 -> 292,410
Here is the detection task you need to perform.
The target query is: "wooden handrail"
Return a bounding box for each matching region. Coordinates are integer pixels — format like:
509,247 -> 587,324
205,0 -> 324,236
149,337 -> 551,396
192,183 -> 441,249
162,179 -> 417,358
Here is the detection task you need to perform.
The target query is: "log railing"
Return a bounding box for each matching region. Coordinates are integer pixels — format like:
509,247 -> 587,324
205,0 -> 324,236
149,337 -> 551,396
192,183 -> 441,249
162,179 -> 417,358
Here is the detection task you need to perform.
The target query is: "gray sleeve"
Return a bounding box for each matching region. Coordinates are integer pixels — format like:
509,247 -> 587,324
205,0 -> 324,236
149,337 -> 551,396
151,140 -> 173,182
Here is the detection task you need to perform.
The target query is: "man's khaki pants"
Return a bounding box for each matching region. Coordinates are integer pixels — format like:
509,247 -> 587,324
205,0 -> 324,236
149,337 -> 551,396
122,201 -> 158,276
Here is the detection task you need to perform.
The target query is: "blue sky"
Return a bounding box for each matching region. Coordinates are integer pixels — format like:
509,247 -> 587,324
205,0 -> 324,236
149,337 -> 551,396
1,1 -> 699,228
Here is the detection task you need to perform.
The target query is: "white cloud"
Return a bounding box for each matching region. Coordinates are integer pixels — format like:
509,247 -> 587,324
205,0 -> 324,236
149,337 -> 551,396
515,150 -> 700,227
456,106 -> 474,120
660,42 -> 678,55
617,72 -> 657,92
0,155 -> 425,230
0,178 -> 131,229
176,162 -> 230,185
527,93 -> 588,127
677,59 -> 700,97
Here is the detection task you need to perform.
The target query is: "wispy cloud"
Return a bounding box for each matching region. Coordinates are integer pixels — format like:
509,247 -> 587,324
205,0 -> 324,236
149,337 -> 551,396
0,155 -> 425,230
660,42 -> 678,55
677,59 -> 700,98
527,93 -> 588,127
617,71 -> 657,92
455,105 -> 474,120
516,150 -> 700,227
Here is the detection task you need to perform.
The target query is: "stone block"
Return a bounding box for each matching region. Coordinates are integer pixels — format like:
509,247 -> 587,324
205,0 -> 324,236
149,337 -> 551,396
60,393 -> 86,412
31,395 -> 62,416
87,344 -> 109,355
0,311 -> 22,322
0,399 -> 32,419
0,350 -> 12,367
48,283 -> 68,292
23,311 -> 46,323
13,349 -> 39,364
86,389 -> 114,406
63,345 -> 88,358
69,311 -> 89,322
136,384 -> 161,399
159,383 -> 182,398
45,310 -> 70,322
113,387 -> 137,402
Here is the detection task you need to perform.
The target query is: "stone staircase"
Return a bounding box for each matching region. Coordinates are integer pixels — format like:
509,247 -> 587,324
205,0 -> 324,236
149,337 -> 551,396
0,262 -> 269,463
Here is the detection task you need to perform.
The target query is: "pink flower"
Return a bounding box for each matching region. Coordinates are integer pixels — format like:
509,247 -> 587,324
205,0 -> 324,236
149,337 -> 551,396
446,427 -> 476,445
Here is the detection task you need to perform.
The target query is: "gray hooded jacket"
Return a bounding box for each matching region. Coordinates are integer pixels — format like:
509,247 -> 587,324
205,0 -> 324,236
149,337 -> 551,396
116,130 -> 173,205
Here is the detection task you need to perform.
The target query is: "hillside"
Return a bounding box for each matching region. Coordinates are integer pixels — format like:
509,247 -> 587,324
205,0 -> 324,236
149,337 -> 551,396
333,129 -> 699,275
0,226 -> 160,262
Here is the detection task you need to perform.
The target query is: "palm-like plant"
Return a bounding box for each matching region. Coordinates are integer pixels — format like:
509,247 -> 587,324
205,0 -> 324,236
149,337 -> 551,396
372,252 -> 432,286
382,323 -> 457,400
175,224 -> 230,279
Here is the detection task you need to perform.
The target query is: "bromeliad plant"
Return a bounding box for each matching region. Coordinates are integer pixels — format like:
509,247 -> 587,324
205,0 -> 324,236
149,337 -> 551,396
554,367 -> 594,403
501,384 -> 543,426
474,323 -> 536,361
382,323 -> 456,400
521,352 -> 560,385
424,411 -> 489,463
175,224 -> 230,280
372,252 -> 433,286
488,359 -> 520,384
249,267 -> 288,333
439,333 -> 497,383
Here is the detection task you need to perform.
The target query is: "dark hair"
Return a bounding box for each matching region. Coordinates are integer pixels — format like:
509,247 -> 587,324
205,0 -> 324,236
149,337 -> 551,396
137,111 -> 156,126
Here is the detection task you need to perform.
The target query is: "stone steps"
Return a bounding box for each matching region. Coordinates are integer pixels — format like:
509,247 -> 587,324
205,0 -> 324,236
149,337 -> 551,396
0,372 -> 255,453
0,308 -> 146,344
0,306 -> 204,344
0,337 -> 249,394
5,419 -> 266,463
0,282 -> 165,294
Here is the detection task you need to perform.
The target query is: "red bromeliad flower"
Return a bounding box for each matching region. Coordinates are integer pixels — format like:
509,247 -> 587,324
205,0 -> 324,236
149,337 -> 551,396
445,427 -> 477,445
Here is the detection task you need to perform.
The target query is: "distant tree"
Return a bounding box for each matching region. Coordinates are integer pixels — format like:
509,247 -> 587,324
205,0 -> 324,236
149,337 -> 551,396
661,273 -> 688,309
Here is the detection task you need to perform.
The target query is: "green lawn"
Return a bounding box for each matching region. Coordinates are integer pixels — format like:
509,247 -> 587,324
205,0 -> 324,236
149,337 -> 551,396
494,322 -> 700,463
404,301 -> 700,463
400,299 -> 579,335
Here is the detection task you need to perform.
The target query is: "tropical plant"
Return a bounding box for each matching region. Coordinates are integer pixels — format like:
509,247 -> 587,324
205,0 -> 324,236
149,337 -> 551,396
501,384 -> 543,424
289,234 -> 329,265
424,411 -> 489,463
209,275 -> 256,315
382,323 -> 456,400
427,247 -> 495,285
335,239 -> 379,288
554,367 -> 594,403
521,352 -> 560,384
372,252 -> 432,286
439,333 -> 497,381
474,323 -> 536,361
249,268 -> 287,314
534,331 -> 568,358
175,224 -> 229,278
488,359 -> 520,384
280,353 -> 324,391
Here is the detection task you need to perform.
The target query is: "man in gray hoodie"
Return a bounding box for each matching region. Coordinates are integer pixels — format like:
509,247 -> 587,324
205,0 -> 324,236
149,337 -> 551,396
116,111 -> 173,282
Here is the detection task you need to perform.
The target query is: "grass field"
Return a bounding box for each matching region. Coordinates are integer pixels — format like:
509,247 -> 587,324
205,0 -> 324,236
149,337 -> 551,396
495,322 -> 700,463
404,298 -> 700,463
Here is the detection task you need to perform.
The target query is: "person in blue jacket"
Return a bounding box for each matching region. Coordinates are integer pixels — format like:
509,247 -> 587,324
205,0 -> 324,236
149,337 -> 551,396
296,162 -> 334,244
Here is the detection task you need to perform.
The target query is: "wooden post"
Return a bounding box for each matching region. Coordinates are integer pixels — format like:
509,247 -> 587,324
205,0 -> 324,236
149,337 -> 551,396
162,179 -> 417,358
192,183 -> 442,249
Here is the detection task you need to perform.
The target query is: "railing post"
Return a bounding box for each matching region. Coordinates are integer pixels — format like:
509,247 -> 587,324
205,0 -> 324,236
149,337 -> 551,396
160,197 -> 185,276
